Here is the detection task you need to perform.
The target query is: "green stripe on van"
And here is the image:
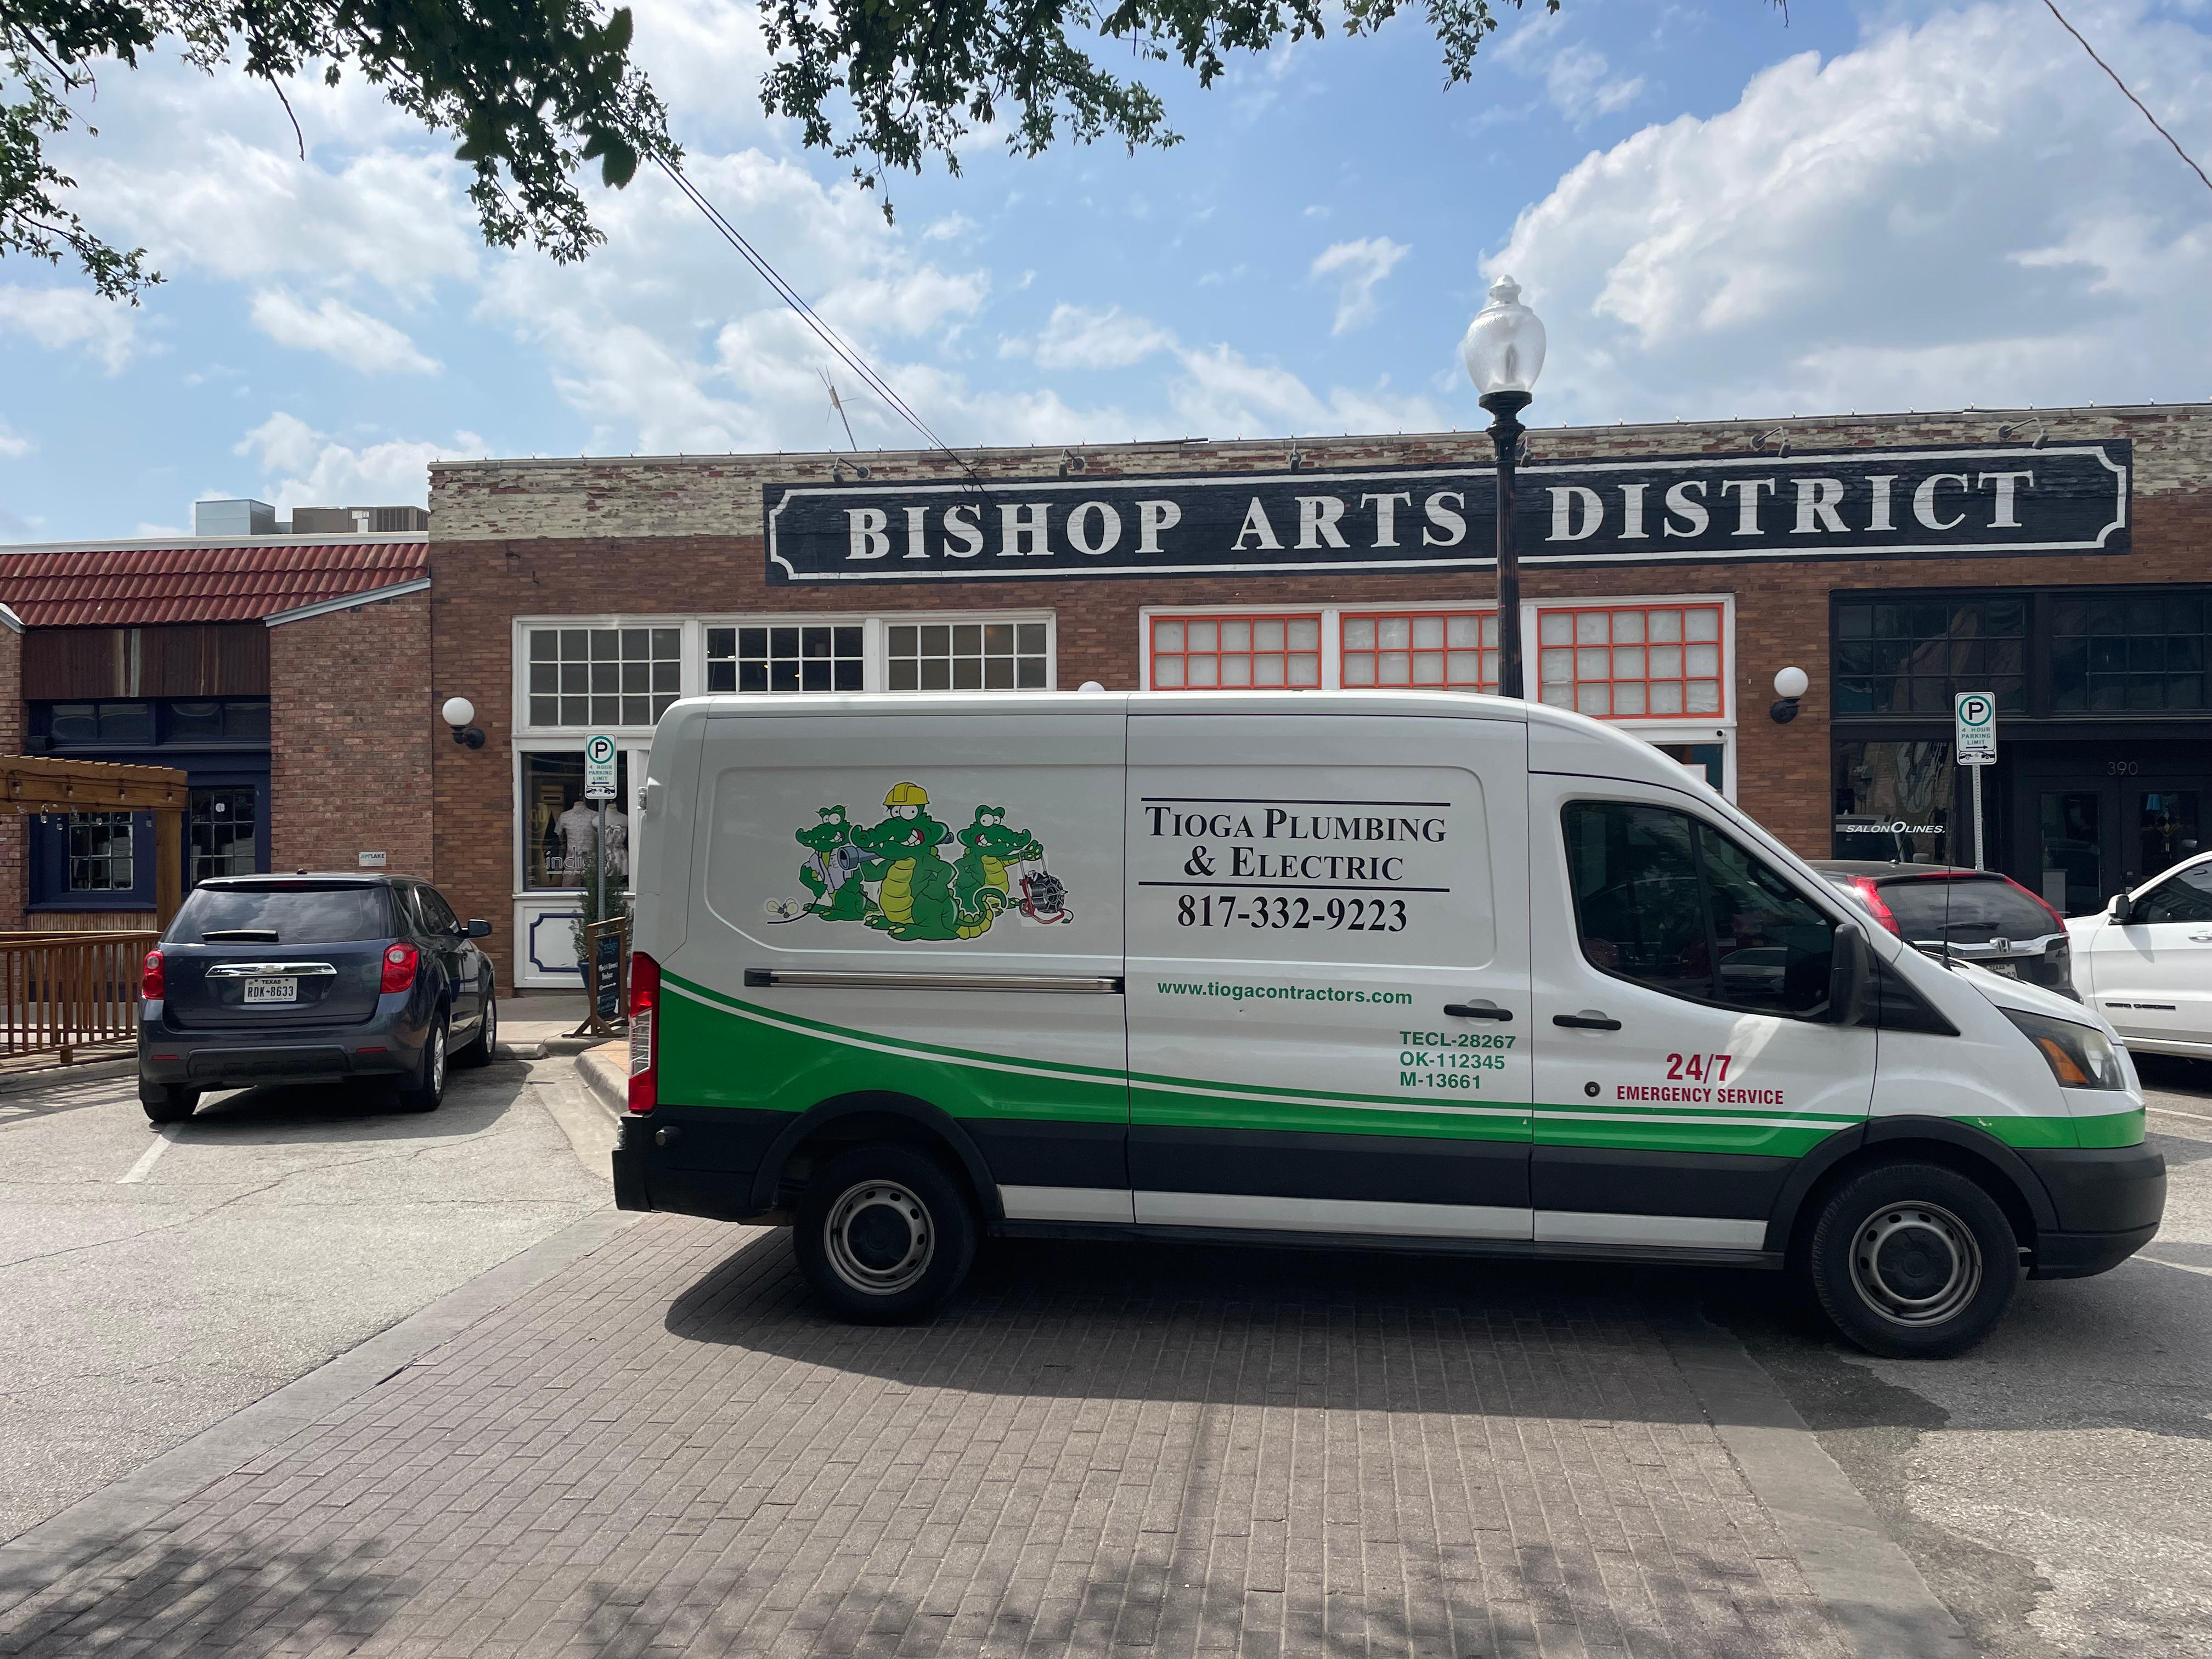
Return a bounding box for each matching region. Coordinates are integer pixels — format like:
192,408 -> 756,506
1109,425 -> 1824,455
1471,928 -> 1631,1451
657,972 -> 2145,1154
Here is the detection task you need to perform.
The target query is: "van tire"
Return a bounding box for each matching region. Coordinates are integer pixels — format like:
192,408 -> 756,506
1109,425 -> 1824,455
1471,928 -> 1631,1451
794,1145 -> 976,1324
140,1084 -> 198,1124
1807,1161 -> 2019,1358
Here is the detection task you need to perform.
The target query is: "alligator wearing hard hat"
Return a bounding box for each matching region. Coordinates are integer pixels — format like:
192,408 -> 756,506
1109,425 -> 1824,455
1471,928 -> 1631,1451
954,805 -> 1042,912
852,783 -> 1006,941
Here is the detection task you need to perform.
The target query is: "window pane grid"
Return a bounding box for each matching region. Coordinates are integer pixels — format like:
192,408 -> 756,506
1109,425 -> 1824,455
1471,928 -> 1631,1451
1340,610 -> 1497,691
2051,595 -> 2207,713
1151,613 -> 1322,690
1832,598 -> 2027,716
1536,604 -> 1726,720
706,623 -> 865,695
527,626 -> 681,726
190,787 -> 259,883
67,812 -> 134,892
887,619 -> 1048,692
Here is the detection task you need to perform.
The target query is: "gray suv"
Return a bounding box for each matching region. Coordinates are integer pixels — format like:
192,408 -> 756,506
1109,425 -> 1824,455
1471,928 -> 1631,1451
138,875 -> 497,1123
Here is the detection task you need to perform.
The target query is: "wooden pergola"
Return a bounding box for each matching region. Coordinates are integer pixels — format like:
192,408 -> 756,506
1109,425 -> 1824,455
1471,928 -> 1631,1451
0,756 -> 190,929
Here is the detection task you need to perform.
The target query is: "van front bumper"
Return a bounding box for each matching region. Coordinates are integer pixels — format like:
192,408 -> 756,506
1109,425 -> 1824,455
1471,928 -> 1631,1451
2020,1143 -> 2166,1279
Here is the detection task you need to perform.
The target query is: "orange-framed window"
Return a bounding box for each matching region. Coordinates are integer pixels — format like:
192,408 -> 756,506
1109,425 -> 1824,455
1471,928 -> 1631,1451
1150,613 -> 1323,689
1340,610 -> 1498,691
1536,602 -> 1726,718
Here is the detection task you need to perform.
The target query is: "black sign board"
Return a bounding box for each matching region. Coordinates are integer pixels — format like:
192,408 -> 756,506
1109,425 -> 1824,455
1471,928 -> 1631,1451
765,441 -> 2129,584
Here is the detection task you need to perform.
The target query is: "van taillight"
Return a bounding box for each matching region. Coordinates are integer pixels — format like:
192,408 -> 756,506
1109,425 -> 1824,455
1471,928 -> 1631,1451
141,950 -> 165,1000
380,941 -> 420,994
628,949 -> 659,1114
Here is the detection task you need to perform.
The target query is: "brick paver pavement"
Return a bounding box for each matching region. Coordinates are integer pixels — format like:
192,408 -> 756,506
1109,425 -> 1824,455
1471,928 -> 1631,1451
0,1216 -> 1852,1658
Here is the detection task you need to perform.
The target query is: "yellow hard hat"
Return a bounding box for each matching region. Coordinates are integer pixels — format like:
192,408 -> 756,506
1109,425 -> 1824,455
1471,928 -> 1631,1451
884,781 -> 929,807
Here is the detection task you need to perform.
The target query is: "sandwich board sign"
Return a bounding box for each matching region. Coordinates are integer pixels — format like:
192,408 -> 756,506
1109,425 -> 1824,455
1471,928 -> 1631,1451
584,734 -> 618,800
1954,693 -> 1997,767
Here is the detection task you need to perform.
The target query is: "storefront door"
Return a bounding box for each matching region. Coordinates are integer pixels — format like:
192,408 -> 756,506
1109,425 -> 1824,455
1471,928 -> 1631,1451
2011,747 -> 2209,916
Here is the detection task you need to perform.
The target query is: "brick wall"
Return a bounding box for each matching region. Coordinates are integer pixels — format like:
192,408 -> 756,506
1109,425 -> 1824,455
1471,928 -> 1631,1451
269,591 -> 433,879
431,405 -> 2212,985
0,620 -> 22,928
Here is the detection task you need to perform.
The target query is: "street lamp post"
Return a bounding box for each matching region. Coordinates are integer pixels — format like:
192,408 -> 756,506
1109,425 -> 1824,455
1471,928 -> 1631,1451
1460,275 -> 1547,698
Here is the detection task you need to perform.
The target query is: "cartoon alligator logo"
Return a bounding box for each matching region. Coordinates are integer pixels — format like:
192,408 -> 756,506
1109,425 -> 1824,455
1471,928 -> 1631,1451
768,783 -> 1069,940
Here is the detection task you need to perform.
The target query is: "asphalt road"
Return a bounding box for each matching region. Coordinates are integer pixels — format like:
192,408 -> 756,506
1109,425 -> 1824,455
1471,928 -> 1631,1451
1719,1054 -> 2212,1659
0,1057 -> 608,1543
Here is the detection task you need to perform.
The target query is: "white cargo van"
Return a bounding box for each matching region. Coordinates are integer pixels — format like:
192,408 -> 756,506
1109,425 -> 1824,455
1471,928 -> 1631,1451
614,691 -> 2164,1357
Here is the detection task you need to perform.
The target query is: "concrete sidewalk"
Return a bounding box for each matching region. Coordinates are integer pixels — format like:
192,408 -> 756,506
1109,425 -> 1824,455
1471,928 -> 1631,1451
0,1160 -> 1971,1659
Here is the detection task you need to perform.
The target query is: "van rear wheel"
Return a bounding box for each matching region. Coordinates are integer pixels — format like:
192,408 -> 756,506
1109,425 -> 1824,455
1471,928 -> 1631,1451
1807,1161 -> 2019,1358
794,1146 -> 976,1324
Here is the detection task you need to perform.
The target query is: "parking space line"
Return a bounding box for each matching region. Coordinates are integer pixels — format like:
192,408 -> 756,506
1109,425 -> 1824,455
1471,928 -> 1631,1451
120,1126 -> 178,1184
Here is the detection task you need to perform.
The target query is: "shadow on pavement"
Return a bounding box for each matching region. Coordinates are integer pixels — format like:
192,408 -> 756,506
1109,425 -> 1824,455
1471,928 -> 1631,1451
663,1223 -> 1830,1423
166,1059 -> 531,1145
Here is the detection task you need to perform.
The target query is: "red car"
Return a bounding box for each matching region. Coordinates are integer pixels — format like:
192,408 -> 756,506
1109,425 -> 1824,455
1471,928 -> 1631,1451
1809,861 -> 2078,1000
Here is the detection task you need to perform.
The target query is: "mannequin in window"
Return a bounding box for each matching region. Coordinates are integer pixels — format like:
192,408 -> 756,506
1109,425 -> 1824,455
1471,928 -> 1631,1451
555,799 -> 629,886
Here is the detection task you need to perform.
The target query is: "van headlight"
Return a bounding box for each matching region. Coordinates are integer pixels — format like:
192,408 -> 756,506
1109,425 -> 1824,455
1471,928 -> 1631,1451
2002,1008 -> 2129,1092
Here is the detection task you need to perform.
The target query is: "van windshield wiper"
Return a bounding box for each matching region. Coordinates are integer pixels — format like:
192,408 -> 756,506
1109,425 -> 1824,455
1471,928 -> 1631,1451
201,928 -> 280,942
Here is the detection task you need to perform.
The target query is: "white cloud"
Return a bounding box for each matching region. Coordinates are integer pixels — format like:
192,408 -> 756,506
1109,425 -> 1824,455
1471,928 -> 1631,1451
1488,1 -> 2212,422
0,420 -> 30,460
1496,11 -> 1645,123
1005,304 -> 1177,371
922,213 -> 980,243
1168,344 -> 1446,439
0,286 -> 144,372
233,412 -> 485,510
249,289 -> 440,374
1310,237 -> 1410,334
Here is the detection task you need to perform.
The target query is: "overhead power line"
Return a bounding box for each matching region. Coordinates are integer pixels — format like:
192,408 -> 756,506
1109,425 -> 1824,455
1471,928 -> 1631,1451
654,157 -> 990,488
2044,0 -> 2212,196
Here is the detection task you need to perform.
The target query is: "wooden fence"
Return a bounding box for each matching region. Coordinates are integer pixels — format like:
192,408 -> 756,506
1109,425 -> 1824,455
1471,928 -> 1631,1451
0,931 -> 157,1063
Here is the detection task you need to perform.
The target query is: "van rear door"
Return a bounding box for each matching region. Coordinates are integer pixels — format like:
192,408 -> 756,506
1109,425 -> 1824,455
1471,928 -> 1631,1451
1124,709 -> 1533,1239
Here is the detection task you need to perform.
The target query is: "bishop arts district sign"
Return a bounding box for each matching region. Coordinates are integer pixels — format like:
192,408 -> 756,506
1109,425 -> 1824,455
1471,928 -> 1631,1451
764,440 -> 2130,584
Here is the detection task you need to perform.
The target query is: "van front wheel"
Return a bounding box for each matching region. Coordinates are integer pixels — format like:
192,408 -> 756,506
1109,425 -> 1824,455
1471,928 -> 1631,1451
1807,1161 -> 2020,1358
794,1146 -> 976,1324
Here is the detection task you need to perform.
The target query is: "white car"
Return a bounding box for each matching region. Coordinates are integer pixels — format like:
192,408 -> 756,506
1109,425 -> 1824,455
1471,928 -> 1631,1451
2068,851 -> 2212,1058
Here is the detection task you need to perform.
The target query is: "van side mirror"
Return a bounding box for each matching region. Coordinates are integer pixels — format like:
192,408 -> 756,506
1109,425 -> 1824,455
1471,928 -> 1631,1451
1829,920 -> 1872,1026
2109,893 -> 2136,924
467,918 -> 493,939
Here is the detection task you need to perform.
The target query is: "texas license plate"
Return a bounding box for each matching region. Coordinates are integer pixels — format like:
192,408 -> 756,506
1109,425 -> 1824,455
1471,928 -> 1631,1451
242,978 -> 298,1004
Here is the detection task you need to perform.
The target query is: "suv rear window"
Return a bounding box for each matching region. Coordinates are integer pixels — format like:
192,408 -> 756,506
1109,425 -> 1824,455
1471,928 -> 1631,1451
167,884 -> 392,945
1880,877 -> 2056,941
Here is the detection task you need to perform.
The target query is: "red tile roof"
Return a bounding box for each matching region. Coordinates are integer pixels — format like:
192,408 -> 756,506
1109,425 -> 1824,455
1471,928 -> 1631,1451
0,541 -> 429,627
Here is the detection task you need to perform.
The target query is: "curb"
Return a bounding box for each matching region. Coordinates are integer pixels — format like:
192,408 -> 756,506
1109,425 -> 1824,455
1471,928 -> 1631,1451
0,1206 -> 638,1589
575,1042 -> 627,1120
0,1057 -> 134,1098
1659,1313 -> 1977,1659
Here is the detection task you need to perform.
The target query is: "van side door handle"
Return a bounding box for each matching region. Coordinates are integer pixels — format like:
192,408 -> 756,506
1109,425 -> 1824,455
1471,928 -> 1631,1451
1442,1000 -> 1512,1021
1553,1010 -> 1623,1031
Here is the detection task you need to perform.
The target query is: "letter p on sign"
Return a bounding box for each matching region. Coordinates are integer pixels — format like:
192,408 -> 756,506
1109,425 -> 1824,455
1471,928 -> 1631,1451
1954,692 -> 1997,766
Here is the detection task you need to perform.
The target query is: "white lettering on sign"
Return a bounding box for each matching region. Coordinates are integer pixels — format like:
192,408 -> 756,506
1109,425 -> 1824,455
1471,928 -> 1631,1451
1547,486 -> 1603,542
1914,473 -> 1970,531
942,503 -> 984,558
1137,499 -> 1181,553
1361,492 -> 1412,548
1719,477 -> 1776,535
1663,479 -> 1709,538
1421,492 -> 1466,547
1793,477 -> 1848,535
1066,501 -> 1123,556
846,507 -> 890,560
1296,495 -> 1349,550
1234,497 -> 1282,551
1980,470 -> 2036,528
1000,503 -> 1051,556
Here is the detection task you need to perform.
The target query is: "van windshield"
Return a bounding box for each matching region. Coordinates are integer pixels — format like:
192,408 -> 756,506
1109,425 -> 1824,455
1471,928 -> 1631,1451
168,885 -> 392,945
1882,878 -> 2055,941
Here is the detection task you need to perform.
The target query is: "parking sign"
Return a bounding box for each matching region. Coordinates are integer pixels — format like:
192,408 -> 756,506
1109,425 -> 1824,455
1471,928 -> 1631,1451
1954,692 -> 1997,767
584,733 -> 618,799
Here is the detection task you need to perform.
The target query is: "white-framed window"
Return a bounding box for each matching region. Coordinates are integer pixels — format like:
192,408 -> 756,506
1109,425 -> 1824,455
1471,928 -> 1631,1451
1141,596 -> 1735,796
888,618 -> 1051,690
706,622 -> 866,693
524,624 -> 684,728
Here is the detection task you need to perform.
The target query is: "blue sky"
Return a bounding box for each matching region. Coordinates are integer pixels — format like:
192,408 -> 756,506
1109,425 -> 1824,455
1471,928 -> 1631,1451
2,0 -> 2208,541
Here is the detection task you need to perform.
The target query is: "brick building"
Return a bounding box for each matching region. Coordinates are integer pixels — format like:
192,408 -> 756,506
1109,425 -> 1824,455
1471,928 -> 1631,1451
0,518 -> 429,929
4,405 -> 2204,995
428,402 -> 2209,990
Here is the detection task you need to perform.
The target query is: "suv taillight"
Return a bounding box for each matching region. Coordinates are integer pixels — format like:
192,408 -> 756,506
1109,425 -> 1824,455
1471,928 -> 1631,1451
628,949 -> 659,1114
142,950 -> 165,1000
380,941 -> 420,994
1849,877 -> 1902,935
